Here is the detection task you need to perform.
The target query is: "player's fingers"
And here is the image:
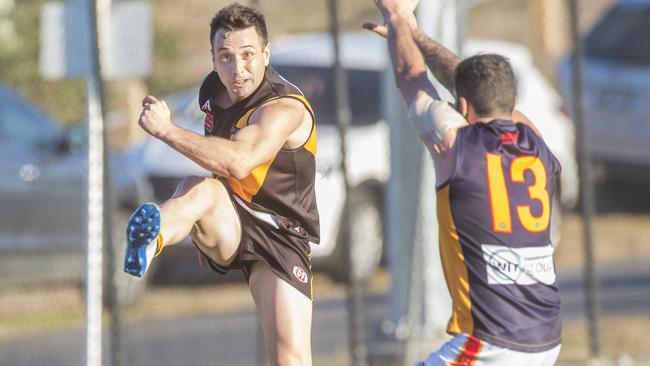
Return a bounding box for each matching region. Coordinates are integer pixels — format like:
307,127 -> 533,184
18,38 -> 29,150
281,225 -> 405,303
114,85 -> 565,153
142,95 -> 159,106
161,100 -> 169,110
362,22 -> 388,38
138,110 -> 146,124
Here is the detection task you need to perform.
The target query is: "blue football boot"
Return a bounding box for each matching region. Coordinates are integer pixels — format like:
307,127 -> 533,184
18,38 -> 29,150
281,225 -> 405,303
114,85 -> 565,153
124,203 -> 162,277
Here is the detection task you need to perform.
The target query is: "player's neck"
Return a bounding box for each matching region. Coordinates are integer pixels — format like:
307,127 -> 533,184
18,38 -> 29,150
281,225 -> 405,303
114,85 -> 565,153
472,115 -> 510,124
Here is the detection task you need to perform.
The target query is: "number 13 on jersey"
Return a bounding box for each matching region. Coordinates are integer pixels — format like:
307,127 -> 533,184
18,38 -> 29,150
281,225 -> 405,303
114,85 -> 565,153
486,153 -> 550,233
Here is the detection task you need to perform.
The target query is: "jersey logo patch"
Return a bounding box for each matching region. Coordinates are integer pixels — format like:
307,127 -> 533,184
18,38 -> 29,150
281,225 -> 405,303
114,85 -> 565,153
482,244 -> 556,285
500,132 -> 518,145
204,113 -> 214,133
293,266 -> 308,283
201,99 -> 212,113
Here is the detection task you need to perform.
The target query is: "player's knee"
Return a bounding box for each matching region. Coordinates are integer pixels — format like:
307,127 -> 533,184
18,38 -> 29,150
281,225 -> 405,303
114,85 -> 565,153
173,175 -> 205,198
175,176 -> 225,202
269,347 -> 310,366
267,336 -> 311,366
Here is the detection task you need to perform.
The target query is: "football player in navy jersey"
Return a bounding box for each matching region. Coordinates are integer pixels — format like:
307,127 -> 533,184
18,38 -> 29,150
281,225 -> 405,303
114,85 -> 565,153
366,0 -> 562,364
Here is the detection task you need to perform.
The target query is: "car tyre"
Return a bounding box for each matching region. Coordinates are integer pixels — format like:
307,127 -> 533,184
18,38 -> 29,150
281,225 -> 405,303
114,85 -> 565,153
328,187 -> 384,282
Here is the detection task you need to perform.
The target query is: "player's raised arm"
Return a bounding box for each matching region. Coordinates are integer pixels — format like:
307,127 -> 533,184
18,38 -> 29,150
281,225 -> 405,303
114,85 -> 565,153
363,15 -> 460,97
411,27 -> 460,95
368,0 -> 466,154
372,0 -> 437,105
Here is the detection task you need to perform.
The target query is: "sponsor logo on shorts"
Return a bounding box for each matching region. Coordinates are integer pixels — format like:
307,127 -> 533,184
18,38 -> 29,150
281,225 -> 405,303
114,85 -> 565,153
204,113 -> 214,133
482,244 -> 556,285
293,266 -> 308,283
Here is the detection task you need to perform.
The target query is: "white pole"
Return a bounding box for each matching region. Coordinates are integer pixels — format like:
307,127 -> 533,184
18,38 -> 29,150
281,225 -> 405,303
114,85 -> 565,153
85,0 -> 108,365
86,73 -> 104,366
416,0 -> 461,336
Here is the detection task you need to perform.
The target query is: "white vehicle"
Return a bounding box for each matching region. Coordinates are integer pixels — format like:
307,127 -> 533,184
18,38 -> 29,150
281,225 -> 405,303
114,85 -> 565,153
142,32 -> 578,281
557,0 -> 650,183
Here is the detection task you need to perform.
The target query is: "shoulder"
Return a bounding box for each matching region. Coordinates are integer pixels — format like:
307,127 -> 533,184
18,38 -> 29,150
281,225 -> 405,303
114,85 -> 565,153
512,110 -> 543,139
265,66 -> 303,96
249,97 -> 306,126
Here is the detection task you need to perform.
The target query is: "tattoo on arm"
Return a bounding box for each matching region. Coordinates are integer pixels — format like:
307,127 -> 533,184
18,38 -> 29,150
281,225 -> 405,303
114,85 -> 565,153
411,27 -> 461,93
385,14 -> 432,104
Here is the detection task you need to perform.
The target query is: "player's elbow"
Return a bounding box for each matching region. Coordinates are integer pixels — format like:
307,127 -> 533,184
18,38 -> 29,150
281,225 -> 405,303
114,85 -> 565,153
218,151 -> 251,180
395,66 -> 425,88
230,168 -> 250,181
394,68 -> 428,103
227,161 -> 252,180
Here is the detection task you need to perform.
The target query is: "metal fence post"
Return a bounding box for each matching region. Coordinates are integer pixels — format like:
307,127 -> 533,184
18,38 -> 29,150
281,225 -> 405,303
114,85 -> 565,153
327,0 -> 369,365
568,0 -> 601,360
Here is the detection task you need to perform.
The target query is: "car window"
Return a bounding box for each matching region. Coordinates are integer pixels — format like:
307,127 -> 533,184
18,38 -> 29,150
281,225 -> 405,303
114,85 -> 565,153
0,89 -> 60,147
585,4 -> 650,64
272,66 -> 381,125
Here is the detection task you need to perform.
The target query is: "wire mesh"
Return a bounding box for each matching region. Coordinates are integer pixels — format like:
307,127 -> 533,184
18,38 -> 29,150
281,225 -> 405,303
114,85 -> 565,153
2,1 -> 650,365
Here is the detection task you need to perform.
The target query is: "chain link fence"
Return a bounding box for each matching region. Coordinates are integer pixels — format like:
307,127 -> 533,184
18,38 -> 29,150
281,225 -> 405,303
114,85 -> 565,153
2,1 -> 650,365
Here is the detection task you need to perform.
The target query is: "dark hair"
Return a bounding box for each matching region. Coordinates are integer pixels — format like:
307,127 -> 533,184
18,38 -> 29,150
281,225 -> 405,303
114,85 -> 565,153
209,3 -> 268,48
454,54 -> 516,117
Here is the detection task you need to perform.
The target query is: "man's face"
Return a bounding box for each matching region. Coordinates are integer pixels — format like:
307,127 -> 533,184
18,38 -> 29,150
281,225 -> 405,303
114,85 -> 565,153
212,26 -> 270,103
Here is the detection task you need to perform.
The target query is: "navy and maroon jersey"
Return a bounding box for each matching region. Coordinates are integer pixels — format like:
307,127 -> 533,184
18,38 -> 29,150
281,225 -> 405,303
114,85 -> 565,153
198,66 -> 320,244
437,119 -> 562,352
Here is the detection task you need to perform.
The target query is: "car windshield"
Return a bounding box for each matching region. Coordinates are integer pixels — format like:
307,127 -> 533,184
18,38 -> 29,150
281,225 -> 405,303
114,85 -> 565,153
0,88 -> 60,147
585,4 -> 650,64
272,65 -> 381,125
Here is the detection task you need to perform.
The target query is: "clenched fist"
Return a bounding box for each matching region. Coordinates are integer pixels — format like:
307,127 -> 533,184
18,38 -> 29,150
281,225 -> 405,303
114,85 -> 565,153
139,95 -> 173,139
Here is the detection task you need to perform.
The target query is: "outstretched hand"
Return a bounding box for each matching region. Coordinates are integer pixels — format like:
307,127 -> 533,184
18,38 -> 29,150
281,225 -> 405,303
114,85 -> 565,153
372,0 -> 419,19
139,95 -> 173,139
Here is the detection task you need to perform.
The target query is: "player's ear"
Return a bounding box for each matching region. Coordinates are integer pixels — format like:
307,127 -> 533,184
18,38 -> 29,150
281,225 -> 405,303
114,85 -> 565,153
458,96 -> 469,119
263,43 -> 270,66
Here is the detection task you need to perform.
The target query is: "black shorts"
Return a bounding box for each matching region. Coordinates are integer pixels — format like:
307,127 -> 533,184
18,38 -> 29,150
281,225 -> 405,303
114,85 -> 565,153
195,193 -> 313,300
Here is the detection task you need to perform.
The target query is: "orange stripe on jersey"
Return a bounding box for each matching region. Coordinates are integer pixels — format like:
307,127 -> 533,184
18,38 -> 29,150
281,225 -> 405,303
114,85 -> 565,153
286,93 -> 317,156
437,186 -> 474,335
303,125 -> 317,157
227,159 -> 274,203
287,93 -> 315,116
235,107 -> 257,129
452,335 -> 483,366
236,95 -> 284,130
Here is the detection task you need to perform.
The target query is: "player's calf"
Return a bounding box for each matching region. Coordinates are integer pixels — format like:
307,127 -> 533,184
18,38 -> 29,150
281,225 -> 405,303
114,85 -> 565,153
124,203 -> 164,277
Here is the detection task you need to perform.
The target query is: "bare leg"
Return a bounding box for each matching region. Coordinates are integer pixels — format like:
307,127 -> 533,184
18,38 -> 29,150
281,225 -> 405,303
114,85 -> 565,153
159,176 -> 241,266
249,261 -> 313,366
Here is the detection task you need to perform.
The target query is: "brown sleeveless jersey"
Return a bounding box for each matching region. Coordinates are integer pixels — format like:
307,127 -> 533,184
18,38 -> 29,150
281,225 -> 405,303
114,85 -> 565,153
198,66 -> 320,243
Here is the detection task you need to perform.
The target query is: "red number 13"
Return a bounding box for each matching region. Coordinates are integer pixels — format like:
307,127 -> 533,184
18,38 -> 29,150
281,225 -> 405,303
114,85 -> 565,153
486,153 -> 550,233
